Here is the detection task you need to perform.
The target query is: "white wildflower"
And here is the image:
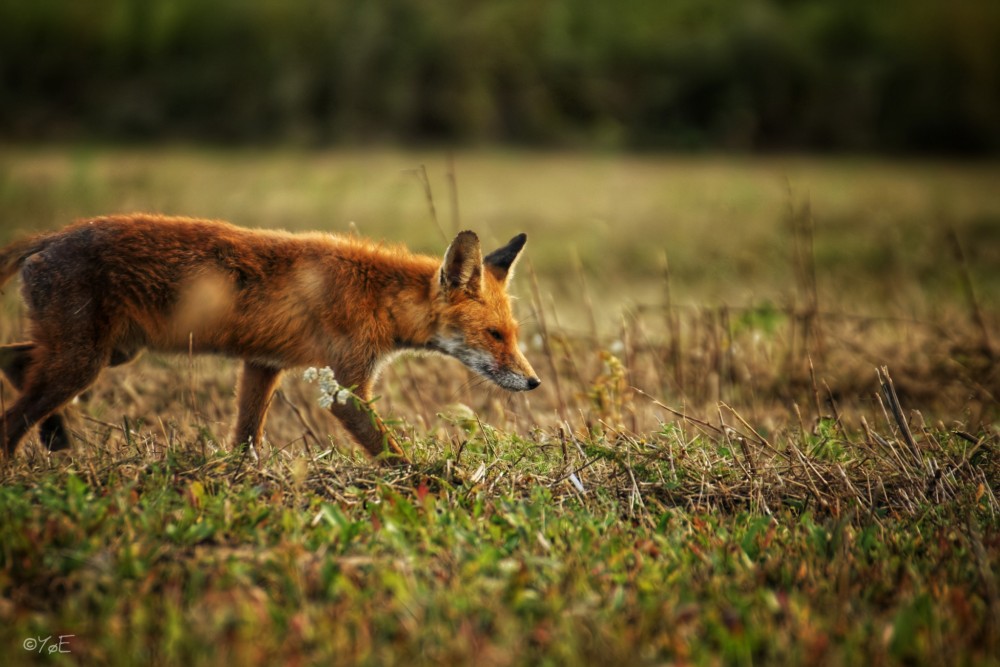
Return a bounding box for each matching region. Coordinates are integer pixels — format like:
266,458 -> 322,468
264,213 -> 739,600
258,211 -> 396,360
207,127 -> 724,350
303,366 -> 349,409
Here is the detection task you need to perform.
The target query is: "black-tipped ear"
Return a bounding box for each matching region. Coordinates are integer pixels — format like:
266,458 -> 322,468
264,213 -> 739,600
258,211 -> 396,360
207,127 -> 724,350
484,233 -> 527,282
440,230 -> 483,294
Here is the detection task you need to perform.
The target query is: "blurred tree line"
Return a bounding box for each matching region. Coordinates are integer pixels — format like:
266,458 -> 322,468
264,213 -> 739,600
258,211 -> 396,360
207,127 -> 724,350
2,0 -> 998,153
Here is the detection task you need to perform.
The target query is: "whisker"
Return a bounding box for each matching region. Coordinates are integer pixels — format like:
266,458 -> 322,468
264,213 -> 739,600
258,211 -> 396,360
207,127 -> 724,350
449,374 -> 490,403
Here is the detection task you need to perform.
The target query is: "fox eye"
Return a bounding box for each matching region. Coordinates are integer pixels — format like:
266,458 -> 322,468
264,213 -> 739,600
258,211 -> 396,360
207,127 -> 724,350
488,328 -> 504,342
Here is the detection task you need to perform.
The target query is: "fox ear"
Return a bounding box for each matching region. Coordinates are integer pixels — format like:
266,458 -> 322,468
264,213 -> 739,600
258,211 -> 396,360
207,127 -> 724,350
440,230 -> 483,294
484,233 -> 527,283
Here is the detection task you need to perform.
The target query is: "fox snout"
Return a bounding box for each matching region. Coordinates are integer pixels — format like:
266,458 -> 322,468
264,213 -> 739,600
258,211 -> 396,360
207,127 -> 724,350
487,348 -> 541,392
509,354 -> 541,392
495,366 -> 541,392
429,333 -> 540,392
491,369 -> 541,392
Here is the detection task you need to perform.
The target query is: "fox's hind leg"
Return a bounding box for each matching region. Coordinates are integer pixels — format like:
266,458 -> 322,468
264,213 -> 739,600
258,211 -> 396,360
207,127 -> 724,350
0,342 -> 72,451
1,343 -> 106,456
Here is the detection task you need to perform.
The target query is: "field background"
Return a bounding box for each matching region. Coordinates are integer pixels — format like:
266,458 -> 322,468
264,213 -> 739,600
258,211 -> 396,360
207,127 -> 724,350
1,0 -> 999,664
1,148 -> 998,442
0,148 -> 997,665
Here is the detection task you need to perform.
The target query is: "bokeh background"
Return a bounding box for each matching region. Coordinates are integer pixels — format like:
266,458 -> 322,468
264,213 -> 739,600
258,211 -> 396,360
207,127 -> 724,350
3,0 -> 999,153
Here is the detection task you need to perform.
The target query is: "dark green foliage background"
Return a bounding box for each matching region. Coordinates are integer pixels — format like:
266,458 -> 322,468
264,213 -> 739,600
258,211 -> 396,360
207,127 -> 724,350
3,0 -> 999,152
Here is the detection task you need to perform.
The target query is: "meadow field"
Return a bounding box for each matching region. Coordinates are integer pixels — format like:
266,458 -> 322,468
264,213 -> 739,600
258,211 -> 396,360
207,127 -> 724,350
0,147 -> 997,665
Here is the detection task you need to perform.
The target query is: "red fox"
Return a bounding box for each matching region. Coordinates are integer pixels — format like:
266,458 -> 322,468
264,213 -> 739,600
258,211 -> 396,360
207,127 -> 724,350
0,215 -> 540,460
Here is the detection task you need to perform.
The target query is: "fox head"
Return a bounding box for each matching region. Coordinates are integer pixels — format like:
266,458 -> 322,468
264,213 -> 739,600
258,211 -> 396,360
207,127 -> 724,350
430,231 -> 541,392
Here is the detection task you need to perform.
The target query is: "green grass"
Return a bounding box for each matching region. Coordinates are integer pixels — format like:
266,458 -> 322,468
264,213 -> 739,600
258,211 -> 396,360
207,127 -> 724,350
0,147 -> 998,665
2,436 -> 996,666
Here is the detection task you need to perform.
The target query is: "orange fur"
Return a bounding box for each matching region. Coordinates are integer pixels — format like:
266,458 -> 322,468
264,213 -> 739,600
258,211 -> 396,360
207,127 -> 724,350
0,214 -> 539,460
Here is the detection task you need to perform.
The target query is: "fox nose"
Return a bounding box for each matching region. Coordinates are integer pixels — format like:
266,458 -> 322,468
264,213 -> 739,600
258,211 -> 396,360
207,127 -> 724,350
527,377 -> 541,390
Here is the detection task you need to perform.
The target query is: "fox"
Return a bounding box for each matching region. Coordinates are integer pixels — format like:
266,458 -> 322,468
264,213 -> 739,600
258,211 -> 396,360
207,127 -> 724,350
0,214 -> 540,461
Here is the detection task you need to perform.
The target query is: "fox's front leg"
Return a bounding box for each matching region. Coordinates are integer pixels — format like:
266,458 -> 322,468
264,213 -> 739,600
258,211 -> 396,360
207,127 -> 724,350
233,361 -> 283,451
328,382 -> 408,463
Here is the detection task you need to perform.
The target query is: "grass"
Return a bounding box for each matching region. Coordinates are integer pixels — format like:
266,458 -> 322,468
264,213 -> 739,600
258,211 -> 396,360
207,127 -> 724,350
0,147 -> 998,665
1,433 -> 996,665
